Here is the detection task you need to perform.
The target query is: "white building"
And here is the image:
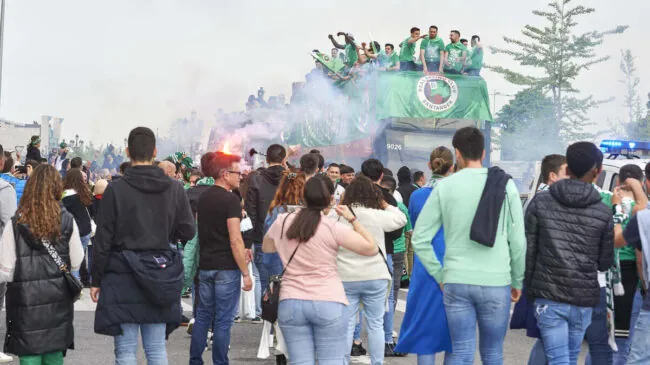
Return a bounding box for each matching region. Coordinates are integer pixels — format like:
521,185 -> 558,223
0,116 -> 63,159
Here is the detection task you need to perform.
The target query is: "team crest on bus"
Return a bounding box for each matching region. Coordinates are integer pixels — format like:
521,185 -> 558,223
416,75 -> 459,112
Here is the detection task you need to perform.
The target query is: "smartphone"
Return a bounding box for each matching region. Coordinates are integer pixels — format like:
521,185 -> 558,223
15,166 -> 27,174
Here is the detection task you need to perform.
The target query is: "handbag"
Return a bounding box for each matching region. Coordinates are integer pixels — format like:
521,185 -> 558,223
261,213 -> 300,323
42,239 -> 83,302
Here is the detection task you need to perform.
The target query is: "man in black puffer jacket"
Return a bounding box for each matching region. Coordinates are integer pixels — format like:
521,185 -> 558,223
244,144 -> 286,320
525,141 -> 614,364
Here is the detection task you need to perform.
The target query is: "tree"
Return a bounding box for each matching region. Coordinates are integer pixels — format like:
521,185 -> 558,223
497,88 -> 562,161
490,0 -> 627,142
619,49 -> 642,125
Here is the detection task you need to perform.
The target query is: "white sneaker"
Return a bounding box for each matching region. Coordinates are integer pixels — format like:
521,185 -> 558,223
0,352 -> 12,363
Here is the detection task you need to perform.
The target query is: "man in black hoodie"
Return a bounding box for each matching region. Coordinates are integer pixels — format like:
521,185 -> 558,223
525,141 -> 614,364
244,144 -> 286,320
91,127 -> 195,364
396,166 -> 418,208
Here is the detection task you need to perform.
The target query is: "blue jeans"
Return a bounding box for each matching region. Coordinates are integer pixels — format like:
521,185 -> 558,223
584,288 -> 612,365
189,269 -> 241,365
628,309 -> 650,364
343,280 -> 388,365
252,243 -> 263,318
627,290 -> 644,351
353,312 -> 363,341
535,298 -> 592,365
527,339 -> 547,365
114,323 -> 167,365
278,299 -> 347,364
72,233 -> 91,280
383,254 -> 395,343
443,284 -> 511,365
417,353 -> 452,365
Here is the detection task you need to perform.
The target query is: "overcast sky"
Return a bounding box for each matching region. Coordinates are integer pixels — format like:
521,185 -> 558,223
2,0 -> 648,144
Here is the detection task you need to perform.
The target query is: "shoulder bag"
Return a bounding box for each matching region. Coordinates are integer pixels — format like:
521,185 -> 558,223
261,213 -> 299,323
42,239 -> 83,302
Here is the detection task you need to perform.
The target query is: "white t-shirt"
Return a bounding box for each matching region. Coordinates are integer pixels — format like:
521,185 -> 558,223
394,190 -> 403,204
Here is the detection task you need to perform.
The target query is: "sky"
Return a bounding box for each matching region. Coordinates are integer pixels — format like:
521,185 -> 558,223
1,0 -> 649,144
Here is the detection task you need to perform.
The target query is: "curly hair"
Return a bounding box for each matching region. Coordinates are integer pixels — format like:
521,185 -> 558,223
268,169 -> 306,214
63,168 -> 92,206
340,175 -> 384,209
17,164 -> 63,240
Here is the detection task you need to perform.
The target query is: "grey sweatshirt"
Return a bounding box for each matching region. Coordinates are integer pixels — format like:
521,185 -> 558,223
0,179 -> 17,233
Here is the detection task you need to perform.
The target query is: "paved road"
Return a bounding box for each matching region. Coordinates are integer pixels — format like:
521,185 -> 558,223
0,288 -> 590,364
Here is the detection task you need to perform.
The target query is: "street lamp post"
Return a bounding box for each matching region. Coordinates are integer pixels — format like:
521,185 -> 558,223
0,0 -> 6,114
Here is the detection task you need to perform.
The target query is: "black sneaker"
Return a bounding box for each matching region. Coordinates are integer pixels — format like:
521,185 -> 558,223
350,342 -> 367,356
180,315 -> 191,327
385,343 -> 407,357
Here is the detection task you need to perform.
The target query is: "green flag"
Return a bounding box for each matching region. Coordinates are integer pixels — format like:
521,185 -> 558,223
312,52 -> 345,74
376,72 -> 493,121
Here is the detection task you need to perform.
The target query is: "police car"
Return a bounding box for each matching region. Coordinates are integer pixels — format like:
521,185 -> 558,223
523,139 -> 650,207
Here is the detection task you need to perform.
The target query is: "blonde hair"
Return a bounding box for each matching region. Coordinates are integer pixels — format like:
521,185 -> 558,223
430,146 -> 454,175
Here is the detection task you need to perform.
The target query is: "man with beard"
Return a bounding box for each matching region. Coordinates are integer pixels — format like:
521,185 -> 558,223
444,30 -> 467,74
420,25 -> 445,74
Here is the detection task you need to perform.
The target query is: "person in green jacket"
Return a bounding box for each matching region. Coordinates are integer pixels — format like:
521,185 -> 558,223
411,126 -> 526,363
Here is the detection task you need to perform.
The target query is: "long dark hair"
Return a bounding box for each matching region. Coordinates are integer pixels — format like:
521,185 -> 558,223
63,168 -> 92,206
341,175 -> 383,209
285,175 -> 334,243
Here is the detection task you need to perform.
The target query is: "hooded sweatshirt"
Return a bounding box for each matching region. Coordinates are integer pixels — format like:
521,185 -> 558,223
91,165 -> 195,287
525,179 -> 614,307
244,165 -> 285,245
0,179 -> 17,234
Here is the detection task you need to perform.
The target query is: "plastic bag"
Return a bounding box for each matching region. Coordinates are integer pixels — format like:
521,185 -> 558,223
238,262 -> 256,319
257,320 -> 289,360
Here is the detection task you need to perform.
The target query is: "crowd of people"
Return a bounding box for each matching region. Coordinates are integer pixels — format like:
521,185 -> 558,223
309,26 -> 484,83
1,125 -> 650,365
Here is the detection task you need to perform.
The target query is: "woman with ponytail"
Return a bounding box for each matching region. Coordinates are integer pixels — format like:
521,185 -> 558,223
394,146 -> 455,364
262,174 -> 378,363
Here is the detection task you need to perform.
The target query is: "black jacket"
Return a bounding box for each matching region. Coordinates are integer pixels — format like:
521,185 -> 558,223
397,183 -> 418,208
92,165 -> 194,337
5,211 -> 75,356
187,185 -> 211,216
62,193 -> 92,237
26,145 -> 42,162
380,186 -> 404,254
471,167 -> 512,248
92,165 -> 195,287
525,179 -> 614,307
244,165 -> 284,246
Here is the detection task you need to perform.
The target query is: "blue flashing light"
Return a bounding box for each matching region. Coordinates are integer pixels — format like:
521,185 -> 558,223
600,139 -> 650,153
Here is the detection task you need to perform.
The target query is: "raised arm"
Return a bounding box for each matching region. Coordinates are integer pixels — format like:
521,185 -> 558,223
329,34 -> 346,50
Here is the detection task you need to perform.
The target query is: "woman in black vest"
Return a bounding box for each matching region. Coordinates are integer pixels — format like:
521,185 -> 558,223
0,164 -> 84,364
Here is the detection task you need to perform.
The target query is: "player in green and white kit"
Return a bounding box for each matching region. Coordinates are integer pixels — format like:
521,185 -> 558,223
399,27 -> 425,72
420,25 -> 445,74
465,35 -> 484,76
379,44 -> 400,72
443,30 -> 467,75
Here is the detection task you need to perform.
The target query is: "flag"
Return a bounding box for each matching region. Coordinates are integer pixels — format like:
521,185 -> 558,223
312,52 -> 345,74
376,72 -> 493,121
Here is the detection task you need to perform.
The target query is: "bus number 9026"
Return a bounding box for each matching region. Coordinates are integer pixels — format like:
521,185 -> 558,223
387,144 -> 403,151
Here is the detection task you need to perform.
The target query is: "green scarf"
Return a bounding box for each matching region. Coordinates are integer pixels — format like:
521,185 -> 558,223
196,177 -> 215,186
